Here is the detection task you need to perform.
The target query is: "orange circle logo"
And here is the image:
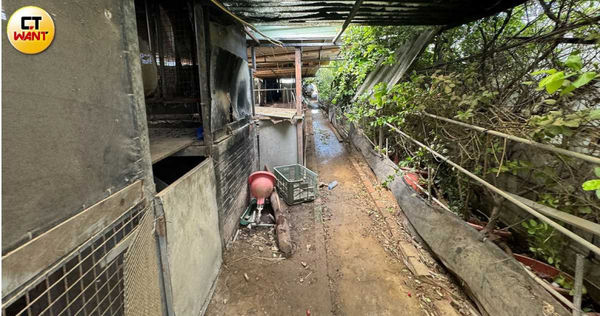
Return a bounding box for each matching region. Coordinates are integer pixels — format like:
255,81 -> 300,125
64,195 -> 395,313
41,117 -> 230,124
7,6 -> 55,54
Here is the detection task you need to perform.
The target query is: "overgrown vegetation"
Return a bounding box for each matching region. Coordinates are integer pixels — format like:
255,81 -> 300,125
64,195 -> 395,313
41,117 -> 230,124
315,0 -> 600,270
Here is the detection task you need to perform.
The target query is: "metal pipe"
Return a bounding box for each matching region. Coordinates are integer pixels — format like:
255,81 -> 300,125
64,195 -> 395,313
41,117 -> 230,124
522,265 -> 576,310
572,254 -> 585,316
253,88 -> 295,92
296,47 -> 304,164
144,0 -> 152,50
422,112 -> 600,165
385,122 -> 600,257
332,0 -> 365,44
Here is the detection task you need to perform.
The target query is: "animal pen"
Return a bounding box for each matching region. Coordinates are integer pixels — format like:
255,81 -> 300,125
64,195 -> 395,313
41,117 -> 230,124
2,0 -> 599,316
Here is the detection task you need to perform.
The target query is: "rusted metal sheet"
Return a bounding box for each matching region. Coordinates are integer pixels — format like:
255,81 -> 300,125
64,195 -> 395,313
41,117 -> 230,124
221,0 -> 526,25
354,28 -> 437,99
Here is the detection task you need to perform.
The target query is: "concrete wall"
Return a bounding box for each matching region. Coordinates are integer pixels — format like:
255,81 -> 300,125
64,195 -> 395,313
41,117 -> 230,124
258,120 -> 298,170
157,158 -> 222,316
1,0 -> 153,255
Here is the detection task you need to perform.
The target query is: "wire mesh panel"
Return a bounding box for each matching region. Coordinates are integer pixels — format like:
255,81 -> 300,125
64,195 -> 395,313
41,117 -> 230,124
2,206 -> 145,316
136,0 -> 201,116
274,164 -> 318,205
123,209 -> 163,316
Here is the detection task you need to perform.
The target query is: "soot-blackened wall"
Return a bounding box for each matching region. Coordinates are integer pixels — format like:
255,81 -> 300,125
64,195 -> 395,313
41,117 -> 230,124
206,20 -> 257,241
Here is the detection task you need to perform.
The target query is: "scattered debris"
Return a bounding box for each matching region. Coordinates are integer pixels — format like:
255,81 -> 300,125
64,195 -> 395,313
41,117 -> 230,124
328,181 -> 338,190
434,300 -> 461,316
232,229 -> 240,243
300,271 -> 313,283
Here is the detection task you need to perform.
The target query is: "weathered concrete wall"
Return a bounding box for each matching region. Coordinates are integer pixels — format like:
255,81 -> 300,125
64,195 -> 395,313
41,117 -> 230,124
343,121 -> 570,316
1,1 -> 153,254
258,120 -> 298,170
157,158 -> 222,316
211,123 -> 258,242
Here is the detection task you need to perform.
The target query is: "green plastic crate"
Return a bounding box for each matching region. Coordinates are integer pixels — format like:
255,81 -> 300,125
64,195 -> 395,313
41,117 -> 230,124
273,164 -> 318,205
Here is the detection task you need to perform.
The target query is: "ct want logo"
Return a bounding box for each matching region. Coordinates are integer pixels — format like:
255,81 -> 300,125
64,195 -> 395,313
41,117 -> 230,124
7,6 -> 55,54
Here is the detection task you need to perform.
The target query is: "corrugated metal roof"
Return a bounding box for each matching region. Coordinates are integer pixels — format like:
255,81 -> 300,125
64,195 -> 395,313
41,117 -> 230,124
222,0 -> 525,25
247,25 -> 341,40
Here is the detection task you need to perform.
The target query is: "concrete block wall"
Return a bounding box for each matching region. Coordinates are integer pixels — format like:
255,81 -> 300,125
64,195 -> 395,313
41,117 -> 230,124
211,123 -> 258,242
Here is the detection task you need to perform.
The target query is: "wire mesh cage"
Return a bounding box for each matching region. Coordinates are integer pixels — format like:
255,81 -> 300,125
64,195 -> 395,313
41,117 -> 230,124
273,164 -> 318,205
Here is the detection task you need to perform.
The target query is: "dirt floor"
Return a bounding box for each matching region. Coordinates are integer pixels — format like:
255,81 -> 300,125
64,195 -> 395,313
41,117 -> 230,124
206,106 -> 477,316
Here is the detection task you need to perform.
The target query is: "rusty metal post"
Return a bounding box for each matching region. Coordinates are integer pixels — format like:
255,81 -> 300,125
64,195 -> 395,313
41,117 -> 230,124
295,47 -> 303,165
428,167 -> 433,203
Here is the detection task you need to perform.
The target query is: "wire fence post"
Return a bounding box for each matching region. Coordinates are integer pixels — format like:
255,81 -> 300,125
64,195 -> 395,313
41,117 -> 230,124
427,166 -> 433,203
572,254 -> 585,316
378,125 -> 384,150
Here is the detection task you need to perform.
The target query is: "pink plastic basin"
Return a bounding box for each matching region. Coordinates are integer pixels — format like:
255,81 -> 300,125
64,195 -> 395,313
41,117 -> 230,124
248,171 -> 276,206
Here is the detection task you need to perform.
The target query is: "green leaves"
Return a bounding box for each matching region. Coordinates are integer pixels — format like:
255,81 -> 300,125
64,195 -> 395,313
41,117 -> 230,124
582,167 -> 600,200
538,71 -> 565,94
522,218 -> 563,268
454,109 -> 474,121
572,71 -> 597,88
565,55 -> 582,71
582,179 -> 600,191
531,55 -> 598,97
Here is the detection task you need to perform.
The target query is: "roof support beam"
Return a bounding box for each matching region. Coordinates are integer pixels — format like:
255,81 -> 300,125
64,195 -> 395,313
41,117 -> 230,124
252,42 -> 340,47
295,47 -> 304,165
245,26 -> 260,45
332,0 -> 365,44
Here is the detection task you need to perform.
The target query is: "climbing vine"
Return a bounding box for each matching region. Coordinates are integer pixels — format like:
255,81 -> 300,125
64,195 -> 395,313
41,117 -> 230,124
315,0 -> 600,269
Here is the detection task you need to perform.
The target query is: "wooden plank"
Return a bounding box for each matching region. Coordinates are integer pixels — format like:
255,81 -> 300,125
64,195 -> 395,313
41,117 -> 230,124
194,3 -> 212,145
509,193 -> 600,237
255,106 -> 298,119
398,241 -> 431,277
149,128 -> 198,164
2,180 -> 144,296
434,300 -> 461,316
172,144 -> 210,158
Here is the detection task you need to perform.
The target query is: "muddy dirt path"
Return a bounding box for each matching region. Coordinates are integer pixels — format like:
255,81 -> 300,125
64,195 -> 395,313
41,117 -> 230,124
206,108 -> 471,316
